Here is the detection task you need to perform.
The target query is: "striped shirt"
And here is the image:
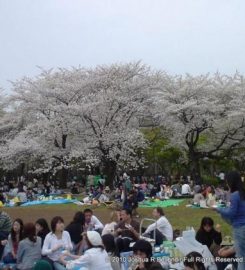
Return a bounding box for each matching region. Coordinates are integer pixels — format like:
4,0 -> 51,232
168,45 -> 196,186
0,211 -> 12,232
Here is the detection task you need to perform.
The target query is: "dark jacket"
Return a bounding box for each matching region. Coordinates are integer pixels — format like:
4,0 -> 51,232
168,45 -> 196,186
37,230 -> 50,247
196,228 -> 222,249
65,222 -> 83,244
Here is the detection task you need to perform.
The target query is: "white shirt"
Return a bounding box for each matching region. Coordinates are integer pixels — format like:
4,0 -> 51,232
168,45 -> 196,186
86,215 -> 104,231
144,216 -> 173,241
181,184 -> 191,195
219,172 -> 225,181
66,247 -> 112,270
42,231 -> 73,261
102,222 -> 117,236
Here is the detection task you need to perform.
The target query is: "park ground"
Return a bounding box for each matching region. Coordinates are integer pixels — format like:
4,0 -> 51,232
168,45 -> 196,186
3,200 -> 232,236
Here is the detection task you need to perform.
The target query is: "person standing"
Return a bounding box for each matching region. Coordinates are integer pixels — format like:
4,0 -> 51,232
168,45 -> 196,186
215,171 -> 245,270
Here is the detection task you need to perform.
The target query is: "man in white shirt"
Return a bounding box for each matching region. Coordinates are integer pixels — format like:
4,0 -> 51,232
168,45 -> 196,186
144,207 -> 173,241
83,208 -> 104,233
181,182 -> 192,195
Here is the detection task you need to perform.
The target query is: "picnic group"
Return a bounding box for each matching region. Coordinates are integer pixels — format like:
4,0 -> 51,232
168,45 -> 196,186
0,171 -> 244,270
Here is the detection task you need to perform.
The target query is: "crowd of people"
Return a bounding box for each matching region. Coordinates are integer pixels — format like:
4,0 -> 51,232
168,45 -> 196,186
82,173 -> 233,215
0,171 -> 243,270
0,172 -> 234,209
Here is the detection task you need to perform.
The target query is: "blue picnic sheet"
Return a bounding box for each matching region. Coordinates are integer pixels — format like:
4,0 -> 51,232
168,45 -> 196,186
20,198 -> 78,207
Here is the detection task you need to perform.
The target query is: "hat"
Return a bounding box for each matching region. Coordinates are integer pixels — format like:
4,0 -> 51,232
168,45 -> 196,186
87,231 -> 103,246
221,236 -> 234,246
105,186 -> 110,191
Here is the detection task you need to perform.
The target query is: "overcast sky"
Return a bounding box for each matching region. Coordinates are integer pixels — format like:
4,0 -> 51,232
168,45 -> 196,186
1,0 -> 245,93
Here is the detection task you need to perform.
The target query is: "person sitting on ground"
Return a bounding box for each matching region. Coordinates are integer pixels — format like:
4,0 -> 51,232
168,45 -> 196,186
17,186 -> 27,203
193,184 -> 202,194
0,208 -> 12,258
206,186 -> 216,207
181,181 -> 192,196
132,239 -> 163,270
26,188 -> 35,201
98,189 -> 110,203
216,245 -> 236,270
59,231 -> 112,270
70,182 -> 79,194
171,181 -> 181,197
42,216 -> 73,270
0,191 -> 7,204
164,184 -> 173,198
183,251 -> 205,270
17,222 -> 42,270
140,180 -> 147,192
65,211 -> 85,251
102,234 -> 121,270
35,218 -> 50,247
93,186 -> 103,200
104,186 -> 113,200
193,191 -> 205,205
196,217 -> 222,250
202,185 -> 212,198
115,209 -> 140,254
143,207 -> 173,244
215,186 -> 225,201
83,208 -> 104,233
137,187 -> 145,203
2,218 -> 24,264
102,210 -> 121,236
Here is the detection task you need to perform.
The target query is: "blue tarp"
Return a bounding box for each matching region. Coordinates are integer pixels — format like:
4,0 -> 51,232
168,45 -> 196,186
21,199 -> 78,207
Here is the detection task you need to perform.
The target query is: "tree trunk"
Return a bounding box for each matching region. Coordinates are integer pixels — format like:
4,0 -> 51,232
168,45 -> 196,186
59,167 -> 68,188
102,160 -> 117,187
189,152 -> 201,182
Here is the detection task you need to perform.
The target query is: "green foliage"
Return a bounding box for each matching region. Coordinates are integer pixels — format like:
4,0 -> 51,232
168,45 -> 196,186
201,175 -> 220,186
142,127 -> 183,174
196,134 -> 208,146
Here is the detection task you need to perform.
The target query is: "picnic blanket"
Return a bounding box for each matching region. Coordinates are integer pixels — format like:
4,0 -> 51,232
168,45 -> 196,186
139,199 -> 184,208
186,204 -> 226,209
21,198 -> 78,207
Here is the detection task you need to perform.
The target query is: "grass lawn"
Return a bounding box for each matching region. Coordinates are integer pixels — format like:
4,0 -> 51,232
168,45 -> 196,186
3,200 -> 232,236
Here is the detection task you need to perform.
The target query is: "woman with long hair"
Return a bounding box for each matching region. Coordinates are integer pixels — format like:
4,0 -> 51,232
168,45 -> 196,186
3,218 -> 24,263
102,234 -> 120,270
195,217 -> 222,250
215,171 -> 245,270
35,218 -> 50,246
17,222 -> 42,270
65,211 -> 85,247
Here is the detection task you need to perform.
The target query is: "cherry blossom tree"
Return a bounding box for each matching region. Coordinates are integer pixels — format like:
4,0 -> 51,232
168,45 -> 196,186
0,62 -> 159,186
154,72 -> 245,178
